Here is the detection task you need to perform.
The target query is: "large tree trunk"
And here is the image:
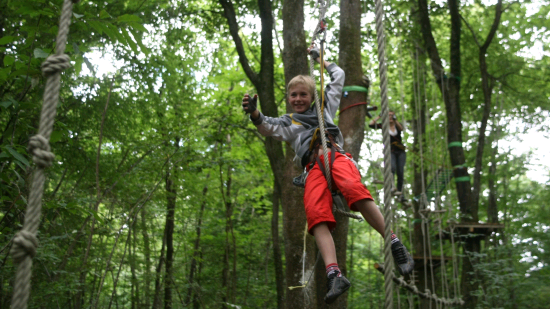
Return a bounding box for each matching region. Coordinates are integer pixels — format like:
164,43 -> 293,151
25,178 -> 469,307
417,0 -> 480,305
470,0 -> 503,213
314,0 -> 368,307
218,1 -> 287,306
282,0 -> 318,308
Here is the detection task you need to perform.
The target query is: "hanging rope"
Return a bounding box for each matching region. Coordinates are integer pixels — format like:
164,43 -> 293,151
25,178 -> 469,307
10,1 -> 79,309
370,0 -> 395,306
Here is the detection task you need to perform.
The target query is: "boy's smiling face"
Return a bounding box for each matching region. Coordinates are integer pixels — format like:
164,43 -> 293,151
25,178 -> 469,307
289,84 -> 312,114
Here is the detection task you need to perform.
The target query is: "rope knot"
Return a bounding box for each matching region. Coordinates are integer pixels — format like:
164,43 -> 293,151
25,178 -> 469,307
10,230 -> 39,264
41,54 -> 71,77
28,135 -> 55,168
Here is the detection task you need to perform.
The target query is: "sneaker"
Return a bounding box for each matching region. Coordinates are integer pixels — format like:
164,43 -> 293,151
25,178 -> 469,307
391,187 -> 402,196
324,272 -> 351,304
391,241 -> 415,276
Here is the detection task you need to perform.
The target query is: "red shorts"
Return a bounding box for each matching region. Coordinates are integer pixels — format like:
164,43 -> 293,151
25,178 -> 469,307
304,151 -> 373,235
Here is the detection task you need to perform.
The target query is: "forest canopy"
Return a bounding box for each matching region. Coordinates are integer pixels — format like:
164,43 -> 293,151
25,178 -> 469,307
0,0 -> 549,308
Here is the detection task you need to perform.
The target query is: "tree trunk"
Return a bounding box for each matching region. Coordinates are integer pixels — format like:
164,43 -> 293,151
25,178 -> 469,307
153,227 -> 167,309
281,0 -> 317,308
314,0 -> 368,307
186,176 -> 209,305
164,168 -> 177,309
470,0 -> 503,213
141,210 -> 152,309
417,0 -> 481,305
219,0 -> 288,306
221,155 -> 234,308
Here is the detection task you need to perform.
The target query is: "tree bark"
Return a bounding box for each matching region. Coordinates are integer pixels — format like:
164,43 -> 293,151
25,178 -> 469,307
281,0 -> 317,308
469,0 -> 503,213
417,0 -> 482,305
141,210 -> 152,309
164,167 -> 177,309
186,176 -> 209,305
219,0 -> 288,306
153,227 -> 167,309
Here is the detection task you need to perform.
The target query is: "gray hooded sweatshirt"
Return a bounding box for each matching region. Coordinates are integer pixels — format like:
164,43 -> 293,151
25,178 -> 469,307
252,63 -> 345,167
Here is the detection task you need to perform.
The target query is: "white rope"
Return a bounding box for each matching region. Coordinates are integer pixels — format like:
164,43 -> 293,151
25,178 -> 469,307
371,0 -> 395,306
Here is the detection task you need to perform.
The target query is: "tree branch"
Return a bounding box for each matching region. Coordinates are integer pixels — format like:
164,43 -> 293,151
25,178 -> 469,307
480,0 -> 503,53
218,0 -> 260,86
460,15 -> 481,48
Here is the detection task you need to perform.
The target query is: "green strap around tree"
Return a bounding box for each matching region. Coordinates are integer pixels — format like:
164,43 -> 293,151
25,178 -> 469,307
448,141 -> 462,148
342,85 -> 369,93
454,176 -> 471,183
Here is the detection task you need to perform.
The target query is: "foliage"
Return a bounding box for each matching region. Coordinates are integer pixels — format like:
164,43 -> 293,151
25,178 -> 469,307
0,0 -> 549,308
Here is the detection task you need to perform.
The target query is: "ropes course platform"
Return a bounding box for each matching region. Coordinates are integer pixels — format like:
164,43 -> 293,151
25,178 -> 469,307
438,223 -> 505,240
412,255 -> 452,270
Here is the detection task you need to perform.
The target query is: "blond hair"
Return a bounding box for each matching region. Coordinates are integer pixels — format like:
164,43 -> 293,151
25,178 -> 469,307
287,75 -> 316,100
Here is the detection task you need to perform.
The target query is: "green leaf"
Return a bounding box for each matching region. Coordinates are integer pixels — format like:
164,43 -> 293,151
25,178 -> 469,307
0,36 -> 17,45
0,101 -> 12,108
129,29 -> 150,55
87,20 -> 104,35
50,131 -> 64,143
117,14 -> 141,23
4,146 -> 30,167
13,169 -> 25,186
105,23 -> 126,44
128,22 -> 148,33
3,55 -> 15,66
83,56 -> 95,74
99,10 -> 111,19
73,12 -> 84,19
74,56 -> 83,76
121,28 -> 139,54
34,48 -> 49,59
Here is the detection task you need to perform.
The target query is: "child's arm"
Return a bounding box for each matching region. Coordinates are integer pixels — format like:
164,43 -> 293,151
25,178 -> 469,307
324,63 -> 345,119
241,94 -> 297,142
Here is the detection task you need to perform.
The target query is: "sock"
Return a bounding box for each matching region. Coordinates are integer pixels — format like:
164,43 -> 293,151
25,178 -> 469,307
326,263 -> 342,277
390,231 -> 400,245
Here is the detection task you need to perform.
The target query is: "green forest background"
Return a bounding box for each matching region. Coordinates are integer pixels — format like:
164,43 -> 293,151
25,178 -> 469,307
1,0 -> 549,308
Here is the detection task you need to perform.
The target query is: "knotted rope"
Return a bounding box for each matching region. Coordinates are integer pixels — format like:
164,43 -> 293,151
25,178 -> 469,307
370,0 -> 395,306
10,1 -> 78,308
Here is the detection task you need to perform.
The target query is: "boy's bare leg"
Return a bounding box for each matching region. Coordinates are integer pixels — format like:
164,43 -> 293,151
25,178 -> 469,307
311,223 -> 337,266
353,199 -> 385,237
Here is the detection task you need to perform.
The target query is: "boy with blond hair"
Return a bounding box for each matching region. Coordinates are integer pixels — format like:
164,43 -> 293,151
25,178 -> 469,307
242,45 -> 414,304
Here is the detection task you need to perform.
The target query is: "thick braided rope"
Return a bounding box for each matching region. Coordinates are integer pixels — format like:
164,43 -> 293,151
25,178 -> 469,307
372,0 -> 394,307
309,1 -> 332,192
10,1 -> 77,308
